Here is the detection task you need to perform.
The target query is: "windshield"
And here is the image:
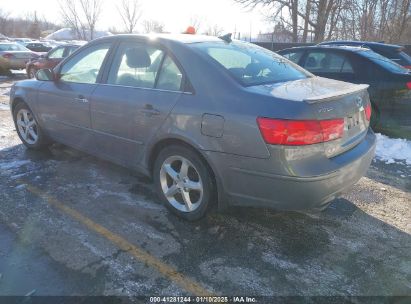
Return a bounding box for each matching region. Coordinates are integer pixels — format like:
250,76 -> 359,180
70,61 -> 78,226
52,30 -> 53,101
191,41 -> 311,86
360,50 -> 409,73
0,43 -> 30,52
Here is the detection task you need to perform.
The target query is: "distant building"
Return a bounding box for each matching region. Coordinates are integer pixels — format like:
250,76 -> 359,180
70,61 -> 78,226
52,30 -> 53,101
254,23 -> 294,43
45,28 -> 112,41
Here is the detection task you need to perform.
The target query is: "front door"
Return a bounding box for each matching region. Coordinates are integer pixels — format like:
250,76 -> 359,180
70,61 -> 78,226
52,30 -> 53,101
37,42 -> 112,150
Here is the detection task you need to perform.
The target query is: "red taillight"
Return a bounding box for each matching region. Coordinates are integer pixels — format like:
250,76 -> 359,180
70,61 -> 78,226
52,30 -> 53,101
2,53 -> 15,59
404,66 -> 411,69
365,104 -> 372,121
257,117 -> 344,146
406,82 -> 411,89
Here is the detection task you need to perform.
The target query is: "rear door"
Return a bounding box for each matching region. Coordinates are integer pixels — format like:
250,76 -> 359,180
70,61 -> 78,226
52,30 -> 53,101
302,49 -> 357,83
37,42 -> 113,149
89,39 -> 186,166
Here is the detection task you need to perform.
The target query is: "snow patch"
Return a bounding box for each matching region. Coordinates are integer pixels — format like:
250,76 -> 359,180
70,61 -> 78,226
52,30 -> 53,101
375,133 -> 411,165
0,160 -> 31,170
0,87 -> 10,96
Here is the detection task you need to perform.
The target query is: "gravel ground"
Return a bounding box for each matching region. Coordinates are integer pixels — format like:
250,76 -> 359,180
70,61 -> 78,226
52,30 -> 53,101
0,76 -> 410,300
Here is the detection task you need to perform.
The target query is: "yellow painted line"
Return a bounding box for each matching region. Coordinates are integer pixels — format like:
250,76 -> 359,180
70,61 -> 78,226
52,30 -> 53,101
23,183 -> 212,296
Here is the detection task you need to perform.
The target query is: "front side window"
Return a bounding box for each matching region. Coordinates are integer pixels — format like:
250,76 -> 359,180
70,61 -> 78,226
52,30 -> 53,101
191,41 -> 309,86
304,51 -> 354,73
108,43 -> 164,89
60,43 -> 110,84
48,47 -> 65,59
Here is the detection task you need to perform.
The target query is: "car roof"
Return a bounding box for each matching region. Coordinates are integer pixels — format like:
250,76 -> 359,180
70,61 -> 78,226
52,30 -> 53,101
93,33 -> 225,45
279,45 -> 370,53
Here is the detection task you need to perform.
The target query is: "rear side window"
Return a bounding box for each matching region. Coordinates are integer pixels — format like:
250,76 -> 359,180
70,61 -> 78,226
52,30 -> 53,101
192,41 -> 309,86
156,56 -> 183,91
107,42 -> 164,89
303,51 -> 354,73
281,50 -> 304,64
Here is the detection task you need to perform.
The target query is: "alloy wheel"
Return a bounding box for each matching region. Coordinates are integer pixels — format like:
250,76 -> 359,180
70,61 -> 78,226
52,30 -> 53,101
16,108 -> 38,145
159,155 -> 203,212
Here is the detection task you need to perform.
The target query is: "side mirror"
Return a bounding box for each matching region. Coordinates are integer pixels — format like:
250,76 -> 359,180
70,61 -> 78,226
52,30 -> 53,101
35,69 -> 55,81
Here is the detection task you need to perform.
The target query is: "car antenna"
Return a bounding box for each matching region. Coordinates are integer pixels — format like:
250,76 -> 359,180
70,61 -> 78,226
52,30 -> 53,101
218,33 -> 232,43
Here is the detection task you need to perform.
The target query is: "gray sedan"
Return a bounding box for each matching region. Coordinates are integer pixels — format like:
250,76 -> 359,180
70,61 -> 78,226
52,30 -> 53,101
9,34 -> 376,220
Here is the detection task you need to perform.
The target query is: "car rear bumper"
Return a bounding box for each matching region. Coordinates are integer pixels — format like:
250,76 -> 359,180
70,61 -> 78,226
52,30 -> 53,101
208,130 -> 376,211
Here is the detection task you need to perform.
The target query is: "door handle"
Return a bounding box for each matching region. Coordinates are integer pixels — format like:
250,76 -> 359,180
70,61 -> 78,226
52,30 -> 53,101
140,104 -> 160,116
74,95 -> 89,103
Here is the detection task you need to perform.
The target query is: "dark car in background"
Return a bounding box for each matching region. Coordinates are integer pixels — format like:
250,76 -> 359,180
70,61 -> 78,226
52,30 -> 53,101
318,41 -> 411,68
10,34 -> 376,220
26,44 -> 81,78
278,45 -> 411,138
24,42 -> 53,53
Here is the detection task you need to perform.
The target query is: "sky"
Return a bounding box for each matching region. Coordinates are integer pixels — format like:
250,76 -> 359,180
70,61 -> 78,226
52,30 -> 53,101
0,0 -> 270,37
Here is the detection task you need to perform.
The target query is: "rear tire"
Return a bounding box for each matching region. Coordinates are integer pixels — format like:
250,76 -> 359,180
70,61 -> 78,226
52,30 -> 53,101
153,145 -> 214,221
13,102 -> 50,150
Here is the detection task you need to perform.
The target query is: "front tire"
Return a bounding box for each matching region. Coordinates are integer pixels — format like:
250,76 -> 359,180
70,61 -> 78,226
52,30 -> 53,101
13,102 -> 49,149
153,145 -> 214,221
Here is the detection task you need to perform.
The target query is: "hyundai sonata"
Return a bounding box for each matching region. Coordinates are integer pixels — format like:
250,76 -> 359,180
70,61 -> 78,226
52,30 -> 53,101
10,34 -> 376,220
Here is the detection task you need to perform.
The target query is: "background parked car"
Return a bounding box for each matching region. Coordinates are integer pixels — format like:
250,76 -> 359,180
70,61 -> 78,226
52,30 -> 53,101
0,42 -> 39,70
24,41 -> 53,53
318,41 -> 411,68
26,44 -> 81,78
278,45 -> 411,139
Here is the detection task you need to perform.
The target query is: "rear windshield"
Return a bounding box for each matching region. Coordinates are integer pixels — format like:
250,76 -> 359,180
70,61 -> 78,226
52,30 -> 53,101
0,43 -> 30,52
376,48 -> 411,66
191,41 -> 310,86
360,50 -> 409,73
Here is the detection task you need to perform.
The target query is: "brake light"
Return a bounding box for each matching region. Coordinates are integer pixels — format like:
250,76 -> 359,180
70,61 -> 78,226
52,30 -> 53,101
2,53 -> 15,59
406,82 -> 411,89
365,104 -> 372,121
257,117 -> 344,146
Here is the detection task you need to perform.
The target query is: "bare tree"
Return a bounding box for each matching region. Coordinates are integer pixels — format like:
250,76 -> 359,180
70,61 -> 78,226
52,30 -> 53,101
80,0 -> 104,40
59,0 -> 103,40
204,24 -> 224,36
142,20 -> 165,33
189,15 -> 204,33
117,0 -> 142,33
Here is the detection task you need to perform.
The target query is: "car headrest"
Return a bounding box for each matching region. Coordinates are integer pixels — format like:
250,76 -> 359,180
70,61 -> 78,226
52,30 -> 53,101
245,62 -> 262,77
306,57 -> 317,67
125,47 -> 151,68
